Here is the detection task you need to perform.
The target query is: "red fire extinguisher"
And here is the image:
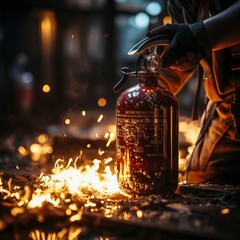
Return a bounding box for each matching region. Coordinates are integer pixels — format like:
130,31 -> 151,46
114,35 -> 179,196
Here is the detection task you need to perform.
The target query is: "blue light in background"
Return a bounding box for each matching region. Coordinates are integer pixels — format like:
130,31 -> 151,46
134,12 -> 150,28
145,1 -> 162,16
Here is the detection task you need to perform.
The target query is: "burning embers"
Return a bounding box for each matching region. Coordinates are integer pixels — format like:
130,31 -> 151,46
28,157 -> 122,206
0,153 -> 128,239
0,110 -> 126,239
0,153 -> 126,216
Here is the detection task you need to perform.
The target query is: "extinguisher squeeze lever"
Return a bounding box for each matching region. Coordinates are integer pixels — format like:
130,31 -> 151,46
114,34 -> 212,93
128,35 -> 212,77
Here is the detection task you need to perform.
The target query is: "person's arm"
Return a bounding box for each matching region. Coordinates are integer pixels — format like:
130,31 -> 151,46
203,0 -> 240,51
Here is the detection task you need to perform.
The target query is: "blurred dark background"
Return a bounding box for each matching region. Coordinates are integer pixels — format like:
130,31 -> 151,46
0,0 -> 199,134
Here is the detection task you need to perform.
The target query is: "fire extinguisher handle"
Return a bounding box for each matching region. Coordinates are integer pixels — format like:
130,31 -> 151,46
128,35 -> 212,78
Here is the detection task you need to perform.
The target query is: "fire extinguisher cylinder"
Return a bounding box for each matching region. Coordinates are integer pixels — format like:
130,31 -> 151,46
115,73 -> 179,196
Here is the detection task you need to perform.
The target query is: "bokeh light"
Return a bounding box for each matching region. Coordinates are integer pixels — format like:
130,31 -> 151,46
146,1 -> 162,16
98,97 -> 107,107
42,84 -> 51,93
65,118 -> 71,125
135,12 -> 150,28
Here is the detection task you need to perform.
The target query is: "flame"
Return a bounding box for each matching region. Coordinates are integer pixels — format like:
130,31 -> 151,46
0,153 -> 125,212
24,157 -> 123,210
0,150 -> 126,239
0,117 -> 126,238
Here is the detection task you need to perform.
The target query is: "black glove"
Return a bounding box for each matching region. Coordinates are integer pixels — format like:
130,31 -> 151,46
146,21 -> 210,70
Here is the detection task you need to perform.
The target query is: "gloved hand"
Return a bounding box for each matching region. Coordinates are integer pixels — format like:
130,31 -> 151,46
146,22 -> 210,71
